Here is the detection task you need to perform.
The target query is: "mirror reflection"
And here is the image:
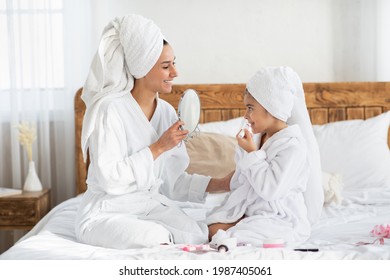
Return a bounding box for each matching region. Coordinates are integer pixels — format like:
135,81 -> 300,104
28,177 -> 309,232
177,89 -> 201,139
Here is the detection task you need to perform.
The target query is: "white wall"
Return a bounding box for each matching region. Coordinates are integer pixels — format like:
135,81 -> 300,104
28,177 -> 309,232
88,0 -> 333,83
377,0 -> 390,81
87,0 -> 389,84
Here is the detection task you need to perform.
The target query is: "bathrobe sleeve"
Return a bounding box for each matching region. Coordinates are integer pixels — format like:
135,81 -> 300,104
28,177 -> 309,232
158,111 -> 211,202
236,137 -> 307,201
88,103 -> 156,195
163,171 -> 211,203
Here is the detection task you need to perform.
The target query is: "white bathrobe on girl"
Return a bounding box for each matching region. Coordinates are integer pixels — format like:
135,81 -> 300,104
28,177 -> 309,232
206,125 -> 311,245
206,67 -> 313,246
75,15 -> 210,249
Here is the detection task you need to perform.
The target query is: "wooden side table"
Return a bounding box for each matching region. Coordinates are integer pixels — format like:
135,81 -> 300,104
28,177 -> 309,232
0,188 -> 51,230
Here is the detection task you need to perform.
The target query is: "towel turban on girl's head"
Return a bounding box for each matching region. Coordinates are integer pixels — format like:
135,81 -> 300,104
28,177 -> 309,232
246,66 -> 299,122
247,66 -> 324,225
81,14 -> 165,159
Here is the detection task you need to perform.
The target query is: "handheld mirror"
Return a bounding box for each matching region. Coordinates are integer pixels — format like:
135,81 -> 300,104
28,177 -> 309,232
177,89 -> 201,139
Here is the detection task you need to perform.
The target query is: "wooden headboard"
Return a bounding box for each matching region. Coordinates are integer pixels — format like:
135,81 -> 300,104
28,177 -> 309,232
75,82 -> 390,194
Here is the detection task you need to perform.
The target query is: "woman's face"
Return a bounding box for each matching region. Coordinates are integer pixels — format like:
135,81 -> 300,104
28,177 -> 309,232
243,92 -> 274,134
143,44 -> 178,94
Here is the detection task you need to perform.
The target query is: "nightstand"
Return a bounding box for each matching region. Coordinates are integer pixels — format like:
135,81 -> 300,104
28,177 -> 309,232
0,188 -> 51,230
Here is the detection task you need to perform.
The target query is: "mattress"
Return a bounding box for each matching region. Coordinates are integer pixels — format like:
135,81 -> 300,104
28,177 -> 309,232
1,191 -> 390,260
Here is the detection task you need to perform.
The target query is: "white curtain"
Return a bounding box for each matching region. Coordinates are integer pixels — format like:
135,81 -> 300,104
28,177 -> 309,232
332,0 -> 390,81
0,0 -> 92,253
376,0 -> 390,81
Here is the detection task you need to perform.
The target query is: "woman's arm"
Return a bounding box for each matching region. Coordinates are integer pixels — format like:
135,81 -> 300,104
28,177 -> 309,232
206,170 -> 234,193
89,104 -> 155,194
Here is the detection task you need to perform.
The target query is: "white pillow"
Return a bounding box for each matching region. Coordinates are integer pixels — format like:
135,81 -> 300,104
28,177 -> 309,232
313,112 -> 390,191
199,117 -> 243,137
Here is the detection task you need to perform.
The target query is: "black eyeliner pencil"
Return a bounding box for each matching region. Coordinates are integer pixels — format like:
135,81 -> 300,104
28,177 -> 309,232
294,249 -> 319,252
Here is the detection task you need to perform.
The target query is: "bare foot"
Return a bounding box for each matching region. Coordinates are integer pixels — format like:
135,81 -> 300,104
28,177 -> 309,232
208,222 -> 237,240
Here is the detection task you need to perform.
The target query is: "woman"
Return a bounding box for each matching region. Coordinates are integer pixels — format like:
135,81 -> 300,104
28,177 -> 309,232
75,14 -> 231,249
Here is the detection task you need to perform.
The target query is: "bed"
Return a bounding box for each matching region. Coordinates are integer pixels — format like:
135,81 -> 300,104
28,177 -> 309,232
1,82 -> 390,260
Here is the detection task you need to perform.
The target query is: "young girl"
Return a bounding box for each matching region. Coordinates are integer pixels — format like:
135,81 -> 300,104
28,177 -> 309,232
207,67 -> 312,246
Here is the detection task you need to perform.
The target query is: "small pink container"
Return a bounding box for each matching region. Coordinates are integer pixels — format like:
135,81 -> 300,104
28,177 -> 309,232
263,239 -> 285,248
182,244 -> 210,252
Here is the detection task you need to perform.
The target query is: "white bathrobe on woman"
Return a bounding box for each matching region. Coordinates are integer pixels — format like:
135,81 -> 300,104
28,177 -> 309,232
75,14 -> 211,249
75,93 -> 211,249
206,124 -> 311,246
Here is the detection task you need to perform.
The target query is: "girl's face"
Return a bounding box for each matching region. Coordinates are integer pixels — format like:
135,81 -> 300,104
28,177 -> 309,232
243,92 -> 275,134
143,44 -> 178,94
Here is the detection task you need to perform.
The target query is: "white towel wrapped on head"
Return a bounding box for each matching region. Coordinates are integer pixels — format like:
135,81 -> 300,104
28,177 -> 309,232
246,66 -> 297,122
81,14 -> 164,160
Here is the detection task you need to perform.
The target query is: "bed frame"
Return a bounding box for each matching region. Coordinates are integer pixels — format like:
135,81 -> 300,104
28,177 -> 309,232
75,82 -> 390,195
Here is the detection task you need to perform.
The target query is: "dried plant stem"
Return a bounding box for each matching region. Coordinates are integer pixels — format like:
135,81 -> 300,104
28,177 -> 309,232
16,122 -> 37,162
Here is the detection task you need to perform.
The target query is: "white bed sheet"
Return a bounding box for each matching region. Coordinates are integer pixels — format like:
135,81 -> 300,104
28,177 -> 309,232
1,191 -> 390,260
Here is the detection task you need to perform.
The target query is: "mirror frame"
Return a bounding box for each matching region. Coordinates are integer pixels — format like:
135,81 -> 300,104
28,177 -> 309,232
177,89 -> 201,139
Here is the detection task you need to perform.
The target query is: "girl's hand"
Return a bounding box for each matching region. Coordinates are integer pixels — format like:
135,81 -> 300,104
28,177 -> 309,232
150,120 -> 188,159
236,129 -> 257,153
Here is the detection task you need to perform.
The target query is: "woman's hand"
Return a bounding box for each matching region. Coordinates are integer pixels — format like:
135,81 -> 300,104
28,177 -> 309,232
206,170 -> 234,193
149,120 -> 188,159
236,129 -> 256,153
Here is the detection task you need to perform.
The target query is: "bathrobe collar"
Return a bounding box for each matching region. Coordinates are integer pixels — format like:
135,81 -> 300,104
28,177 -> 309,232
126,92 -> 161,141
260,124 -> 303,151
